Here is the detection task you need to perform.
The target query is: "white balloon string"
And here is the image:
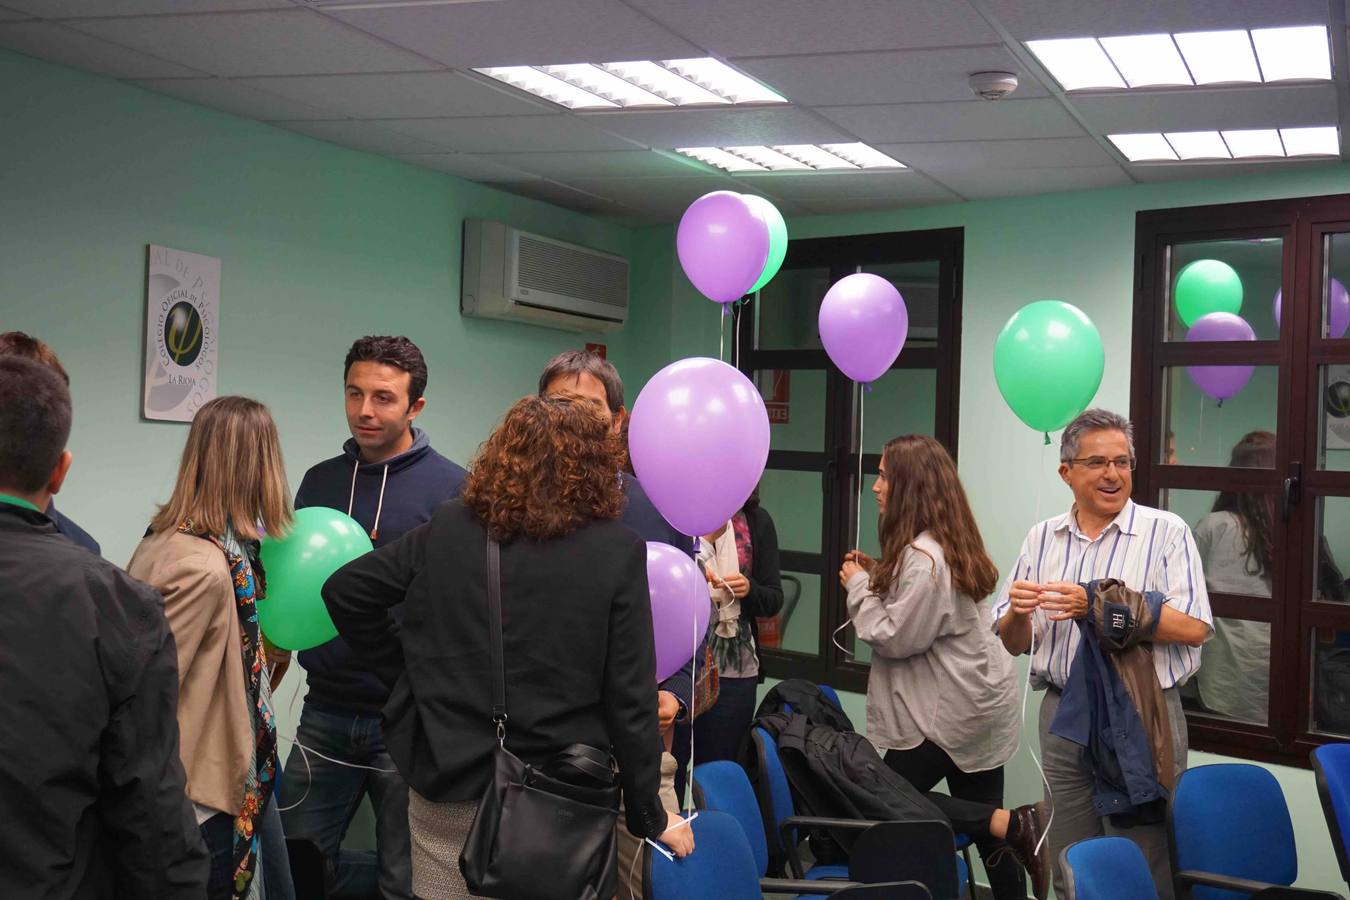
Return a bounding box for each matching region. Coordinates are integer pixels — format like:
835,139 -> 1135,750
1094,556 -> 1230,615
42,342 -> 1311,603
1020,436 -> 1053,856
856,383 -> 865,549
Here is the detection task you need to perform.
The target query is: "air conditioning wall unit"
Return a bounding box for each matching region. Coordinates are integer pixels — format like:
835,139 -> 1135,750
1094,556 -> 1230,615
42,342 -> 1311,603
461,220 -> 629,333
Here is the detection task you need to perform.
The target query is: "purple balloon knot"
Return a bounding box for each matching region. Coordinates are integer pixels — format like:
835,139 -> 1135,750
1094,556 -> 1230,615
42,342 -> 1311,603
722,304 -> 732,317
863,382 -> 874,393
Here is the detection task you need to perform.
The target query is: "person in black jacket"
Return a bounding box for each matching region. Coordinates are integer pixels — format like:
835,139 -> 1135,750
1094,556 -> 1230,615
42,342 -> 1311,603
694,486 -> 785,764
0,356 -> 207,897
323,393 -> 694,898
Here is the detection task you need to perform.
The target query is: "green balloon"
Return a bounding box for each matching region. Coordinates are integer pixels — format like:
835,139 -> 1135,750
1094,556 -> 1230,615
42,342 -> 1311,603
1174,259 -> 1243,327
743,194 -> 787,294
993,300 -> 1105,435
257,506 -> 373,651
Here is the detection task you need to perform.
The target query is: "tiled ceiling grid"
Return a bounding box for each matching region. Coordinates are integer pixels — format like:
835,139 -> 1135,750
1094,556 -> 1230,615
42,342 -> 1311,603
0,0 -> 1346,222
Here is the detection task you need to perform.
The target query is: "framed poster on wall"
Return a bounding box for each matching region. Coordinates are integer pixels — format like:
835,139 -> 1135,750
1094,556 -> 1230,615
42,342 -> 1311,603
143,245 -> 219,423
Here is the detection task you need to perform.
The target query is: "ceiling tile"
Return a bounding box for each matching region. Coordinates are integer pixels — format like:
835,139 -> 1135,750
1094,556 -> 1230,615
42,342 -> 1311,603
561,174 -> 749,218
731,169 -> 959,202
584,106 -> 850,149
884,136 -> 1115,170
623,0 -> 1001,56
734,46 -> 1050,107
4,0 -> 290,14
233,71 -> 552,120
983,0 -> 1329,40
0,21 -> 205,78
328,0 -> 699,68
936,164 -> 1131,198
128,76 -> 334,121
1072,84 -> 1339,134
0,5 -> 33,19
481,150 -> 710,178
65,9 -> 439,77
272,118 -> 440,156
797,195 -> 957,215
1129,157 -> 1341,183
385,114 -> 641,153
817,98 -> 1084,143
394,152 -> 542,182
481,178 -> 642,216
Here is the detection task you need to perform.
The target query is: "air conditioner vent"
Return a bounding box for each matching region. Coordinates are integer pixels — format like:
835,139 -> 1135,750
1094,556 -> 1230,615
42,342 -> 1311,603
517,235 -> 627,310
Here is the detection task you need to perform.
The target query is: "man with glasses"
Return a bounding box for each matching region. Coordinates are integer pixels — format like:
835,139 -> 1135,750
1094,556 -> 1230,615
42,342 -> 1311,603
992,408 -> 1213,899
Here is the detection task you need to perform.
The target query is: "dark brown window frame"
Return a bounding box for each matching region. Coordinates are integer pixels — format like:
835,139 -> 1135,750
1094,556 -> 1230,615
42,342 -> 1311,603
1132,193 -> 1350,768
735,227 -> 964,695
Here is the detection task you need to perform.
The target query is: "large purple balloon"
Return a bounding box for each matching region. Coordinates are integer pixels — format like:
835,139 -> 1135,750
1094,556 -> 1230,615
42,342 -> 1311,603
818,273 -> 909,383
629,358 -> 771,537
1185,312 -> 1256,401
1274,279 -> 1350,339
677,191 -> 770,305
647,542 -> 712,682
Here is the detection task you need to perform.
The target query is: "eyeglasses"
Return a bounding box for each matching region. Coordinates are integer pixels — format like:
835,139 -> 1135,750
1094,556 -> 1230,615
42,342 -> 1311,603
1070,456 -> 1137,472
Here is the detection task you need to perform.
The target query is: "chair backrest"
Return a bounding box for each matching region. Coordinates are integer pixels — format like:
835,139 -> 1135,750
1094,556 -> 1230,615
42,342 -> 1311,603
1169,764 -> 1298,900
818,683 -> 842,710
646,810 -> 763,900
850,819 -> 960,900
1313,743 -> 1350,888
751,726 -> 797,850
691,761 -> 769,877
1063,837 -> 1158,900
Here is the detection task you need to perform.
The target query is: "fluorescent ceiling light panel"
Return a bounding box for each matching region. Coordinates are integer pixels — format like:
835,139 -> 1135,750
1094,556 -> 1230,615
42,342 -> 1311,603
819,143 -> 907,168
1173,30 -> 1261,84
724,146 -> 812,170
773,144 -> 858,168
1251,26 -> 1331,82
475,57 -> 784,108
1026,38 -> 1126,90
675,147 -> 768,172
1108,133 -> 1179,161
1099,34 -> 1192,87
1221,129 -> 1285,157
676,143 -> 904,172
1163,131 -> 1231,159
1279,126 -> 1339,155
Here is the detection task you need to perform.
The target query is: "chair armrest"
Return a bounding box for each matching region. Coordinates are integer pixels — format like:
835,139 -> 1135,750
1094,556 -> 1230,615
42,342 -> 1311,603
760,877 -> 861,894
1253,888 -> 1347,899
779,817 -> 879,878
1177,870 -> 1289,895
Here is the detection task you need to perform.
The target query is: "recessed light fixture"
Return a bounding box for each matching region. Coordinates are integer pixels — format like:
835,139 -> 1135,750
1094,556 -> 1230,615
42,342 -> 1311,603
1107,126 -> 1340,161
676,143 -> 906,172
474,58 -> 787,109
1028,25 -> 1330,91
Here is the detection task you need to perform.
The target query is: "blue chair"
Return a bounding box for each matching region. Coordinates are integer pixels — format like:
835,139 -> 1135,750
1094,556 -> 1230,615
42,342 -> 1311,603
749,727 -> 969,899
1314,744 -> 1350,893
818,682 -> 843,711
1062,837 -> 1157,900
646,809 -> 932,900
1169,763 -> 1345,900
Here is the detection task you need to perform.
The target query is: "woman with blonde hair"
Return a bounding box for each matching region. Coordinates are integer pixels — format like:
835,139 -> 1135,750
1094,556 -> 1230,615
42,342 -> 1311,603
128,396 -> 293,900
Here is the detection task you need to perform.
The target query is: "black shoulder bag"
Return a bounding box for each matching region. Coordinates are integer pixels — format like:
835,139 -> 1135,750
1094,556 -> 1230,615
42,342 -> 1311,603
459,536 -> 621,900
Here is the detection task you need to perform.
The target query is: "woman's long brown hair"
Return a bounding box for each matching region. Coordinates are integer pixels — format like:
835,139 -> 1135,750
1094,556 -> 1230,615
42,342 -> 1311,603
871,434 -> 998,599
1212,430 -> 1276,577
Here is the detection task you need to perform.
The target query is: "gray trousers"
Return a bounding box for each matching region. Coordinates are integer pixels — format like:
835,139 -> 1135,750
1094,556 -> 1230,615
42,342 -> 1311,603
1039,686 -> 1188,900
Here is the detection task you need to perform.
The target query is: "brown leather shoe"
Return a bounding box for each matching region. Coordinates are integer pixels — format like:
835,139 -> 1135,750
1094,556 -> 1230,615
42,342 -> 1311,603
1006,801 -> 1050,900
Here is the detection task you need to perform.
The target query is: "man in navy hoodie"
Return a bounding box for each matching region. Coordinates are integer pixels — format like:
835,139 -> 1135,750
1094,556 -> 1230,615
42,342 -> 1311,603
279,336 -> 465,900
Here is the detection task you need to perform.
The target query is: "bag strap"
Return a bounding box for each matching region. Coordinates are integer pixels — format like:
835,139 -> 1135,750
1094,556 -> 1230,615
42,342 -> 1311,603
487,535 -> 507,743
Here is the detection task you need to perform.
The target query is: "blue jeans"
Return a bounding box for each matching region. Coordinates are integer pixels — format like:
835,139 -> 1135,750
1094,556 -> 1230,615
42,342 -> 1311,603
201,813 -> 234,900
259,782 -> 295,900
693,675 -> 759,765
278,705 -> 412,900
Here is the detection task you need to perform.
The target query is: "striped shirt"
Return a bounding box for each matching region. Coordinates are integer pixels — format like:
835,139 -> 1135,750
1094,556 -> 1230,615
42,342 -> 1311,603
991,499 -> 1213,690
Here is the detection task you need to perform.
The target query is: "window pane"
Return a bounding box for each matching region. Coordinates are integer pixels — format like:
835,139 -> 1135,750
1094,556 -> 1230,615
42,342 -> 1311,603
1165,238 -> 1283,342
860,368 -> 938,451
756,267 -> 829,350
778,570 -> 821,656
758,368 -> 825,452
1160,366 -> 1277,467
1184,618 -> 1270,725
757,469 -> 821,553
1319,365 -> 1350,471
1312,497 -> 1350,604
1321,233 -> 1350,340
1163,488 -> 1276,598
860,260 -> 941,349
1311,627 -> 1350,735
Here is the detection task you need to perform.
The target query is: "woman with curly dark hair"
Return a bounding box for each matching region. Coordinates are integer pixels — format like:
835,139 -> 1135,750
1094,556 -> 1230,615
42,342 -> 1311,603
323,394 -> 693,898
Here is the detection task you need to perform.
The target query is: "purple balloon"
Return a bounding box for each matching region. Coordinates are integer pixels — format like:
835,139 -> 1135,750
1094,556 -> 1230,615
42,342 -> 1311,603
1185,312 -> 1257,401
629,358 -> 771,537
677,191 -> 770,305
647,542 -> 712,682
1274,279 -> 1350,339
818,273 -> 909,383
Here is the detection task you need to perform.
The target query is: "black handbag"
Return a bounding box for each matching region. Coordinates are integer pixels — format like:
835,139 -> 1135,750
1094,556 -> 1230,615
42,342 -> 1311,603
459,536 -> 621,900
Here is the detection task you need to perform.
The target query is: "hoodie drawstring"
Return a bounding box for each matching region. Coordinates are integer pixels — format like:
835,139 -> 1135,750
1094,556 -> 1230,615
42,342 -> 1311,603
347,458 -> 391,543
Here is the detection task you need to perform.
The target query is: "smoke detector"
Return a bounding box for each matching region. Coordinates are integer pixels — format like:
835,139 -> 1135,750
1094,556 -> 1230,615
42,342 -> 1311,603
969,71 -> 1019,100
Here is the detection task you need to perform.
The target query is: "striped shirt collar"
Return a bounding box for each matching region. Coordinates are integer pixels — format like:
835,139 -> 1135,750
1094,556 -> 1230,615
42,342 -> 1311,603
1054,498 -> 1140,538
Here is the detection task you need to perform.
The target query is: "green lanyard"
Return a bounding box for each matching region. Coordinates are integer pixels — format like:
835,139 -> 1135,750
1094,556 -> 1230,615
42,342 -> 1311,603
0,494 -> 41,513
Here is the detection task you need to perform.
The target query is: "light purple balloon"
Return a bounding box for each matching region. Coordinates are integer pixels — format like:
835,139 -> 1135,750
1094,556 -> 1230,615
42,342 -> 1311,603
628,357 -> 771,537
1185,312 -> 1256,401
1274,278 -> 1350,339
818,273 -> 909,383
647,541 -> 712,682
677,191 -> 770,305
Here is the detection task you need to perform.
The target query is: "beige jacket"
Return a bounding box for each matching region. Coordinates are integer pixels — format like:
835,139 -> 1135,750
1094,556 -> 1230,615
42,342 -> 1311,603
127,529 -> 251,817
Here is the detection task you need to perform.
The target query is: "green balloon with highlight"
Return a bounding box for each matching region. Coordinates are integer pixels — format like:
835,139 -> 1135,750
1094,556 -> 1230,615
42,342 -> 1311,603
993,300 -> 1105,435
743,194 -> 788,294
1174,259 -> 1243,327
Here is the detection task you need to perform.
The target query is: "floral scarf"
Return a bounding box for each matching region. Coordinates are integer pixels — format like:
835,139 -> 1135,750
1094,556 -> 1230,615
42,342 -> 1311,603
179,523 -> 278,900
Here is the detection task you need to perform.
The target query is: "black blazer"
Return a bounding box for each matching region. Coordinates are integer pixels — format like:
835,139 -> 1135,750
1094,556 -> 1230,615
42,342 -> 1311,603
323,500 -> 666,839
740,504 -> 785,679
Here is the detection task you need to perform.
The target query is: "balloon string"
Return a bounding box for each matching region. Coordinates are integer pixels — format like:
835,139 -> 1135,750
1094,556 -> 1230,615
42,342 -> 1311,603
687,537 -> 698,816
719,307 -> 725,363
855,383 -> 865,549
1197,393 -> 1204,456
